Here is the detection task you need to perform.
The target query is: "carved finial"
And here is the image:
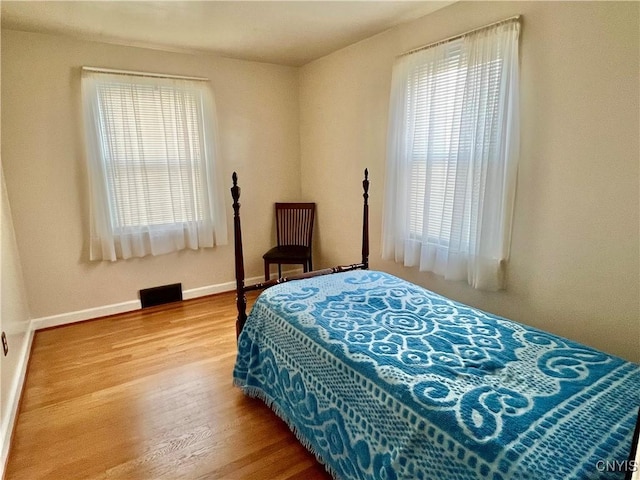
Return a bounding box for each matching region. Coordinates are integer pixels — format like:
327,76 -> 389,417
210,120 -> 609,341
231,172 -> 241,206
363,168 -> 370,197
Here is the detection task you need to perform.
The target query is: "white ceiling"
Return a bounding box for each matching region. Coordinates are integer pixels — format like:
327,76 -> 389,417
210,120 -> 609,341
1,1 -> 451,67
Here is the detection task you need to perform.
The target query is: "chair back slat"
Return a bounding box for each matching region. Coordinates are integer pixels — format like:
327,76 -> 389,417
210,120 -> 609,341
275,203 -> 315,247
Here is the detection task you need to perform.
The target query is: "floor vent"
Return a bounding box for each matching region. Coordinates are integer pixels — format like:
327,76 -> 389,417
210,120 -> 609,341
139,283 -> 183,308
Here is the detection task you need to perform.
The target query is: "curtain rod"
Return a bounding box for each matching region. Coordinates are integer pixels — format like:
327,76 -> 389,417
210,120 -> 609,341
82,66 -> 209,82
399,15 -> 521,58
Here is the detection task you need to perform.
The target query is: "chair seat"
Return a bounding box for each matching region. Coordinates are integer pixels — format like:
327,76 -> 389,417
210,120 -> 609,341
263,245 -> 310,262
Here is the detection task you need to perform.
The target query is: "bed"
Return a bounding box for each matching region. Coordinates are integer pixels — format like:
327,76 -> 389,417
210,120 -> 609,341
230,171 -> 640,480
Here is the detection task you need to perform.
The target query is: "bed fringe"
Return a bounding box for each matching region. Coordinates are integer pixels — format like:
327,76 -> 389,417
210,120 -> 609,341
232,378 -> 340,480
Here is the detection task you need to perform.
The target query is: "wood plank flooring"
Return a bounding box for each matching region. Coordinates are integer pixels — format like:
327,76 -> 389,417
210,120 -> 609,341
5,291 -> 332,480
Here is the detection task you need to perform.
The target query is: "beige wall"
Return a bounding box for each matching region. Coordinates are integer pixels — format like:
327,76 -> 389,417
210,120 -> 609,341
300,1 -> 640,362
1,30 -> 301,319
2,23 -> 33,467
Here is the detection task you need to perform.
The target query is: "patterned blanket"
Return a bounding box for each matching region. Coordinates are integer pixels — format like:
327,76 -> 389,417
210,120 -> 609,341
233,270 -> 639,479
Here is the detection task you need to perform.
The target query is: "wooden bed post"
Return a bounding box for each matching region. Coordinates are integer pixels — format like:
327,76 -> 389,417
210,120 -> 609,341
231,172 -> 247,338
362,168 -> 370,270
231,169 -> 370,336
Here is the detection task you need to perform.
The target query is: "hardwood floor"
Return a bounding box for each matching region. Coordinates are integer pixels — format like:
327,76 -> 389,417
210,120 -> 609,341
5,291 -> 332,480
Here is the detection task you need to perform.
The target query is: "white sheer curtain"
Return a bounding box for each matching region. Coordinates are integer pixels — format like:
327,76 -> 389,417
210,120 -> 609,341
382,19 -> 520,290
82,70 -> 227,261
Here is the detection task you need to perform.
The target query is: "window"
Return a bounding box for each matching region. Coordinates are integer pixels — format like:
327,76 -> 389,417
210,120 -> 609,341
382,19 -> 520,290
82,69 -> 227,261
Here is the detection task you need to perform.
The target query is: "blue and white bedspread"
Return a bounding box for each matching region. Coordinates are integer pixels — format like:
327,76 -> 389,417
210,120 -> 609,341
233,270 -> 639,480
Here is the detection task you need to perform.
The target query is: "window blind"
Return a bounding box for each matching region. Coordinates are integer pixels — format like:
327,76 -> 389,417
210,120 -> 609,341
406,40 -> 505,247
82,70 -> 228,261
94,79 -> 205,229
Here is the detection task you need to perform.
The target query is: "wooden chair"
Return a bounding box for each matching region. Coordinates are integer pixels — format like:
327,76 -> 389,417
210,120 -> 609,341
263,203 -> 316,281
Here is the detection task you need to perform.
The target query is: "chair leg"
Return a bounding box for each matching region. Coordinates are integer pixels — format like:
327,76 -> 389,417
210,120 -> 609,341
278,264 -> 282,278
308,257 -> 312,271
303,262 -> 308,273
264,261 -> 270,281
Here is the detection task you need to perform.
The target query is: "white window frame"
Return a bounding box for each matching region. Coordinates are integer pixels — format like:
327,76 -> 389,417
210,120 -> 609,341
82,68 -> 227,261
382,19 -> 520,290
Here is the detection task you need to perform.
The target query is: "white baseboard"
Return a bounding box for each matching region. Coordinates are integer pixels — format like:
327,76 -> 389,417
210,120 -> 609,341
31,300 -> 141,331
181,284 -> 230,300
30,269 -> 303,331
0,328 -> 34,478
